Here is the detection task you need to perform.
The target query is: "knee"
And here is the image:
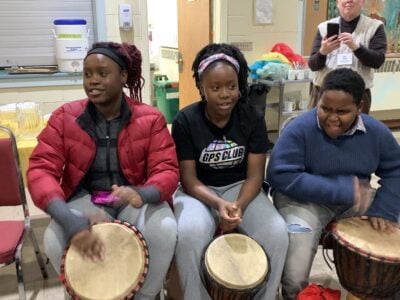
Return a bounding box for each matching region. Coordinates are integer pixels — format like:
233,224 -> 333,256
148,216 -> 177,251
43,223 -> 66,274
286,231 -> 319,263
177,222 -> 213,249
267,214 -> 289,249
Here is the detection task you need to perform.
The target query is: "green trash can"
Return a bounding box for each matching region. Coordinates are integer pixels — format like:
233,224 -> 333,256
153,75 -> 179,124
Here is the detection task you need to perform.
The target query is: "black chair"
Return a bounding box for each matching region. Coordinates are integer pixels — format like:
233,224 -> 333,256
247,82 -> 270,117
248,82 -> 274,150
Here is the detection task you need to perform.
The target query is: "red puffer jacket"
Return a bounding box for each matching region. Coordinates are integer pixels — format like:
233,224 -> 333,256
27,96 -> 179,211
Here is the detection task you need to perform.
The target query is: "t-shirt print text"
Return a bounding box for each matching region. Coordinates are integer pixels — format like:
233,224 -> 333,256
199,139 -> 245,169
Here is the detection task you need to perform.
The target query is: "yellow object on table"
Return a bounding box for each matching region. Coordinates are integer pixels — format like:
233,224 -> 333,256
17,139 -> 37,185
0,130 -> 37,186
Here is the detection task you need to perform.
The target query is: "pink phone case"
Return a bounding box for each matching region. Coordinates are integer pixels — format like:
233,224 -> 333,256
91,191 -> 120,205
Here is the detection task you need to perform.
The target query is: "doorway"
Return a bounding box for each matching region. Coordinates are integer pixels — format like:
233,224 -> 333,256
147,0 -> 211,110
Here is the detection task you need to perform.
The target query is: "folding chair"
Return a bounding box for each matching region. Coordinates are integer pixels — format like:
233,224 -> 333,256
0,125 -> 48,300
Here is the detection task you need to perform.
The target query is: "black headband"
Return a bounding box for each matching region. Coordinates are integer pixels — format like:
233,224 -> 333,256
86,47 -> 127,69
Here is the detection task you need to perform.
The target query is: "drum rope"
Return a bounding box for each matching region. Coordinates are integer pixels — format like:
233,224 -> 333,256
322,231 -> 334,271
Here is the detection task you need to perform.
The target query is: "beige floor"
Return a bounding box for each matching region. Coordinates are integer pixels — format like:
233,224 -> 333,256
0,216 -> 346,300
1,130 -> 399,300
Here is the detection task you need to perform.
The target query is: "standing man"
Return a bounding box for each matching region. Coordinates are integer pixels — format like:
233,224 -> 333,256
308,0 -> 387,113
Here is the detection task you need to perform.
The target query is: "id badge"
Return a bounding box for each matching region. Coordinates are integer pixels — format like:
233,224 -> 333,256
337,53 -> 353,65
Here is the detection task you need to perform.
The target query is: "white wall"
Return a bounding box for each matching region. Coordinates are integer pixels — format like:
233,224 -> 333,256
104,0 -> 151,104
215,0 -> 304,63
214,0 -> 307,132
147,0 -> 179,82
0,0 -> 152,105
1,0 -> 398,120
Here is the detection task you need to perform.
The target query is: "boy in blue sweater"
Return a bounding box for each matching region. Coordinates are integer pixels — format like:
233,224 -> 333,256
267,68 -> 400,299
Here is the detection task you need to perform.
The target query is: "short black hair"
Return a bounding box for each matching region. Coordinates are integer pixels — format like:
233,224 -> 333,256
319,68 -> 365,105
192,43 -> 249,102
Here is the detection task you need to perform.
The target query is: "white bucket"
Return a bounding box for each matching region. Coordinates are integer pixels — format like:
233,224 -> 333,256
53,19 -> 89,73
53,19 -> 88,39
55,38 -> 89,72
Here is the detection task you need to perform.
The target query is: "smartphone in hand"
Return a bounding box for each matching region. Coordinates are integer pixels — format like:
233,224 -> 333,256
327,22 -> 340,38
91,191 -> 120,206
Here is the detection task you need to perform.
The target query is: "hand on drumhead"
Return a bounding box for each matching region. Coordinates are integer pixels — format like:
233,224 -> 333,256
353,177 -> 373,216
368,217 -> 399,233
111,185 -> 143,208
86,209 -> 108,225
70,229 -> 105,262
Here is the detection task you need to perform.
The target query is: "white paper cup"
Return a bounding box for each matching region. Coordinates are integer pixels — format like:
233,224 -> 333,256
296,70 -> 305,80
283,101 -> 294,112
287,70 -> 297,80
299,99 -> 308,110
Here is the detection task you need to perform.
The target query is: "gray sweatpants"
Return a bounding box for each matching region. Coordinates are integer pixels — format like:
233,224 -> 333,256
173,181 -> 289,300
44,191 -> 177,300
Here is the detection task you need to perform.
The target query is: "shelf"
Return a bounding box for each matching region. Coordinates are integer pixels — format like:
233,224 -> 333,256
254,77 -> 312,136
256,78 -> 312,87
282,109 -> 307,116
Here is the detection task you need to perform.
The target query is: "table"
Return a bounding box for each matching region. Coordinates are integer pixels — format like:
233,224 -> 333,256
17,139 -> 37,186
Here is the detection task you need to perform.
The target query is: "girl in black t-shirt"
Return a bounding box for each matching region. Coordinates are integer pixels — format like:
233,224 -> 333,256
171,43 -> 288,300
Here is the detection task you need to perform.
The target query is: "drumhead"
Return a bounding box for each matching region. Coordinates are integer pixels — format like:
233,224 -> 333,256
204,233 -> 268,290
62,221 -> 148,300
333,217 -> 400,262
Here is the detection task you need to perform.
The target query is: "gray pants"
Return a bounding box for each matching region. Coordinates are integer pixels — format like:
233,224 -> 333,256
44,191 -> 177,300
173,181 -> 289,300
274,192 -> 345,300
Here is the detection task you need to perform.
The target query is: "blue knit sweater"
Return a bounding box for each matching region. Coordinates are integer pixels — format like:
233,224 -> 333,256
267,109 -> 400,223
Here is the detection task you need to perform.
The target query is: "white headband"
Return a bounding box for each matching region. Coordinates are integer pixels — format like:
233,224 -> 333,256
198,53 -> 240,77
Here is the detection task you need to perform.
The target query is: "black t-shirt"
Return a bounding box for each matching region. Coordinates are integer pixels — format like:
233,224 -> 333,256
172,101 -> 269,186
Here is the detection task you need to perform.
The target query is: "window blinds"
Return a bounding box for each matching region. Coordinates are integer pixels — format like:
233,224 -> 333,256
0,0 -> 96,67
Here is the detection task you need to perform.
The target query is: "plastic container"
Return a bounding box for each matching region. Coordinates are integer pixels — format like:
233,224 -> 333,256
52,19 -> 89,72
153,75 -> 179,124
53,19 -> 88,38
55,38 -> 89,72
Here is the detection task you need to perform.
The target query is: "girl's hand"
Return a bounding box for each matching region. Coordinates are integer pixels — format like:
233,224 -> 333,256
70,229 -> 105,262
218,201 -> 242,233
111,184 -> 143,208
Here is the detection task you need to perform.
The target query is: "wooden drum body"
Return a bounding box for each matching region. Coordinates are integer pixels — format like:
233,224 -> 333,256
61,220 -> 149,300
331,217 -> 400,299
202,233 -> 270,300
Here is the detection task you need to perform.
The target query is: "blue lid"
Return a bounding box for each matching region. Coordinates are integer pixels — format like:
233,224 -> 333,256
54,19 -> 87,25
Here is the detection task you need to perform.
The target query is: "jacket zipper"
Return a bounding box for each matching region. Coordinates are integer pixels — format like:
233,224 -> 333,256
106,121 -> 112,184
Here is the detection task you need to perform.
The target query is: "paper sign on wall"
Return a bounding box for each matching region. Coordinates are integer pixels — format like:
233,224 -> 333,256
255,0 -> 272,24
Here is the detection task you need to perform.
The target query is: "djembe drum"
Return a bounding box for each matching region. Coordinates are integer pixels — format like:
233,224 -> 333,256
61,220 -> 149,300
331,217 -> 400,299
202,233 -> 270,300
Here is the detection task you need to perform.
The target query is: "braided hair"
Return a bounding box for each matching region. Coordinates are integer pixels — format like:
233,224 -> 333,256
192,43 -> 249,102
90,42 -> 144,102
